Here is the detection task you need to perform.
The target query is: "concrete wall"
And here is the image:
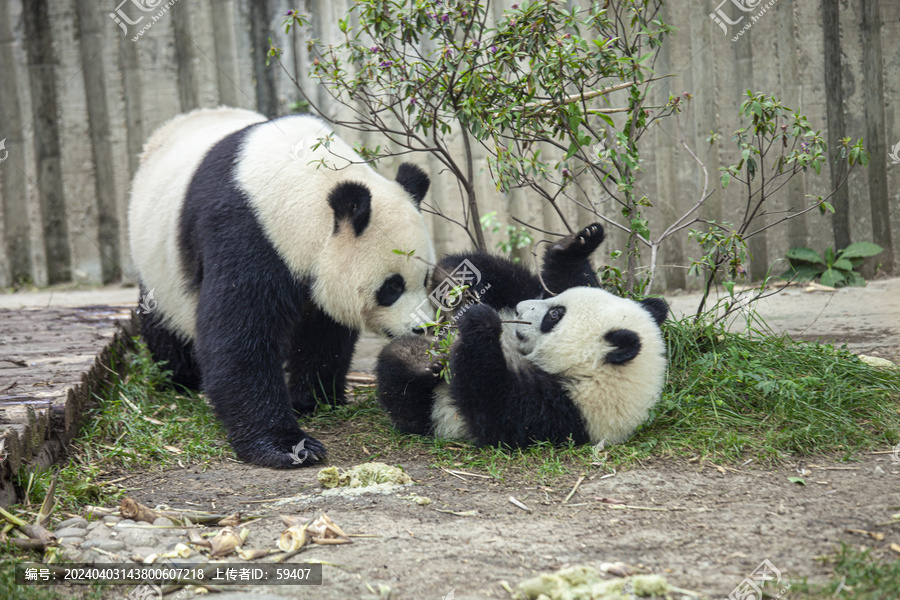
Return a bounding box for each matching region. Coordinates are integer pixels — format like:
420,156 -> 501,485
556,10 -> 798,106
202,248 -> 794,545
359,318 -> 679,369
0,0 -> 896,291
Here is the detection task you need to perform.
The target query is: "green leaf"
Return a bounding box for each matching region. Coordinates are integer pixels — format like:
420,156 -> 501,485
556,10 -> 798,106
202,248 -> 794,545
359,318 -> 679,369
782,264 -> 824,282
845,271 -> 867,287
831,258 -> 853,272
819,268 -> 846,287
720,172 -> 731,189
785,247 -> 825,265
824,247 -> 835,266
723,281 -> 735,297
787,477 -> 806,485
839,242 -> 883,259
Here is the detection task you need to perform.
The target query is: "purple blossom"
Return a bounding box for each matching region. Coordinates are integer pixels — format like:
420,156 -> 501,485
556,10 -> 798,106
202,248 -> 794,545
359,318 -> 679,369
379,60 -> 393,67
441,13 -> 449,22
472,40 -> 480,46
410,97 -> 417,105
512,3 -> 519,8
370,46 -> 379,52
489,45 -> 498,53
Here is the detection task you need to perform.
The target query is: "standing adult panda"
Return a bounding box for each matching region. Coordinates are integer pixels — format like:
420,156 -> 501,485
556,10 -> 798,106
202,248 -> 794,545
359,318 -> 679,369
129,107 -> 434,468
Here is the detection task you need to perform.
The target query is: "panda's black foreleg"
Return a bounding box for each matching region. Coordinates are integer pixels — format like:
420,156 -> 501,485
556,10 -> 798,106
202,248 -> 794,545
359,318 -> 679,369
193,277 -> 324,469
286,308 -> 359,414
447,304 -> 521,445
376,336 -> 441,436
138,285 -> 201,391
540,222 -> 604,293
450,304 -> 591,448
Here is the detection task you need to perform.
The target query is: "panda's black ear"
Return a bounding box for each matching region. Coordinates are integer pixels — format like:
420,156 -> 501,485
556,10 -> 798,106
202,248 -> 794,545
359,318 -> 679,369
605,329 -> 641,365
395,162 -> 429,208
640,297 -> 669,327
328,182 -> 372,236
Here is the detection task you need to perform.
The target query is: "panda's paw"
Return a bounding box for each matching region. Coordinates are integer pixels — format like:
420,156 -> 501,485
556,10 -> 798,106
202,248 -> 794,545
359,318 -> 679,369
550,222 -> 605,260
457,303 -> 502,338
234,433 -> 326,469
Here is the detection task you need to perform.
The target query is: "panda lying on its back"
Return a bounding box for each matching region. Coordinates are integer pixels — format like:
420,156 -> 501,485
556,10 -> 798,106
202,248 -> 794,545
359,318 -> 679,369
376,223 -> 668,448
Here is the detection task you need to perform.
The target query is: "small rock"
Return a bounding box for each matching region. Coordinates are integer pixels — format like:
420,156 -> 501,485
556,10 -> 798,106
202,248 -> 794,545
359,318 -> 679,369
55,527 -> 89,539
152,517 -> 176,527
103,516 -> 122,525
874,465 -> 886,476
58,537 -> 85,546
115,519 -> 136,527
85,525 -> 113,541
117,527 -> 165,547
81,539 -> 126,552
56,517 -> 88,530
130,546 -> 159,561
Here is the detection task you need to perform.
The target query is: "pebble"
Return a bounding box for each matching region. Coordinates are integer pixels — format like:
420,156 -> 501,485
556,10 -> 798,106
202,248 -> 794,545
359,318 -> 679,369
116,519 -> 136,527
56,517 -> 88,530
55,527 -> 89,539
152,517 -> 176,527
103,515 -> 122,525
81,539 -> 126,552
58,537 -> 85,546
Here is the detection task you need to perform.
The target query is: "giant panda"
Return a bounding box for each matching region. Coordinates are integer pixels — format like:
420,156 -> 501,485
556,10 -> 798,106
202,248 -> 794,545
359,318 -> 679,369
128,107 -> 434,468
376,223 -> 668,448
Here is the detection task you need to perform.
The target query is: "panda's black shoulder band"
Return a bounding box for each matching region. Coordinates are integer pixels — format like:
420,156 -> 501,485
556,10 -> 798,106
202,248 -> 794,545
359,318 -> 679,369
328,181 -> 372,236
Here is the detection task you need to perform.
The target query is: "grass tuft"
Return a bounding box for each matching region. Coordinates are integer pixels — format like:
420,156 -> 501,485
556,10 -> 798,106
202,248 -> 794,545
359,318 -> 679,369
17,340 -> 230,513
790,543 -> 900,599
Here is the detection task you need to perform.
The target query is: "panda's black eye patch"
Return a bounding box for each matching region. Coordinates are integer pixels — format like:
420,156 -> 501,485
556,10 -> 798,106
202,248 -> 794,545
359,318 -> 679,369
376,274 -> 406,307
540,306 -> 566,333
605,329 -> 641,365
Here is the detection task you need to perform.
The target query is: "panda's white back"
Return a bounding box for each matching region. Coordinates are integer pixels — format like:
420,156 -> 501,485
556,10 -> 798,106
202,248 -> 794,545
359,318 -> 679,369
128,107 -> 267,340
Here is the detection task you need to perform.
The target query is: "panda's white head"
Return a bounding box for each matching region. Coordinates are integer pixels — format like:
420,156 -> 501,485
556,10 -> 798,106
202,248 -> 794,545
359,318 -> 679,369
234,116 -> 435,338
513,287 -> 668,444
312,163 -> 435,338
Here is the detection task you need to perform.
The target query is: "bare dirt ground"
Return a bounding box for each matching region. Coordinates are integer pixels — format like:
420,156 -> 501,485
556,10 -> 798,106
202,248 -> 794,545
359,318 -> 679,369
118,447 -> 900,600
3,278 -> 899,599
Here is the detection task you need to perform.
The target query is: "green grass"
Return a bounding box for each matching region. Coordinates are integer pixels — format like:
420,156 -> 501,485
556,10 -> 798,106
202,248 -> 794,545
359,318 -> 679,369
790,544 -> 900,599
304,317 -> 900,478
17,340 -> 231,513
0,558 -> 103,600
644,318 -> 900,462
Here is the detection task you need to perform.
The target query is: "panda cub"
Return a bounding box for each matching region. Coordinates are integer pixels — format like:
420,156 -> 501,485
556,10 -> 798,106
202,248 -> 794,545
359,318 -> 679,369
129,107 -> 434,468
376,224 -> 668,448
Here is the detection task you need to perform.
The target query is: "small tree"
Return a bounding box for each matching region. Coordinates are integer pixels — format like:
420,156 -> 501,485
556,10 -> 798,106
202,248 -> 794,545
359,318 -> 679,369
271,0 -> 867,313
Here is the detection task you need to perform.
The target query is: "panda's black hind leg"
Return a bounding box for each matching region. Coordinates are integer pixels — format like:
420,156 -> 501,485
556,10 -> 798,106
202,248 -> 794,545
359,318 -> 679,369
376,336 -> 441,436
138,286 -> 201,391
540,222 -> 604,293
286,308 -> 359,415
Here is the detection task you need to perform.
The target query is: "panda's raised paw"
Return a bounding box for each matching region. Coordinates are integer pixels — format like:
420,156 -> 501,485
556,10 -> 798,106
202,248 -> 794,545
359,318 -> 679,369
550,223 -> 605,259
457,303 -> 502,337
